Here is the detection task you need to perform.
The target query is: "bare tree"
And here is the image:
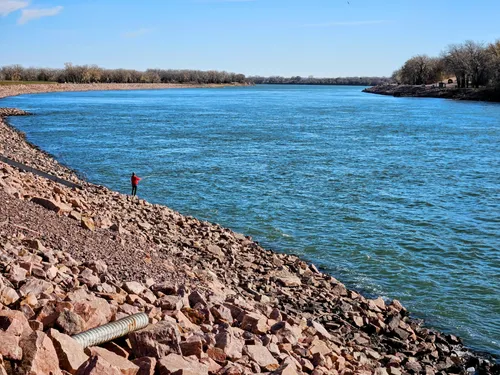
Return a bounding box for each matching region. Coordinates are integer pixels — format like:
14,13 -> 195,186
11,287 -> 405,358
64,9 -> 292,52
444,41 -> 491,88
462,41 -> 491,88
487,40 -> 500,87
1,65 -> 24,81
398,55 -> 443,85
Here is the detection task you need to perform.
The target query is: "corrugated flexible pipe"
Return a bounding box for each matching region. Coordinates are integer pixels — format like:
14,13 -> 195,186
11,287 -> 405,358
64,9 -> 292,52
72,312 -> 149,348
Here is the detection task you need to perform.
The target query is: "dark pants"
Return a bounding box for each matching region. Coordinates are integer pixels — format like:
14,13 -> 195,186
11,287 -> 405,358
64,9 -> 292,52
131,185 -> 137,196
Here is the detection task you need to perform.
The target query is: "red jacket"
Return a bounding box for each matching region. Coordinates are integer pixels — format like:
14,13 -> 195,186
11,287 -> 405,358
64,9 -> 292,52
131,175 -> 141,186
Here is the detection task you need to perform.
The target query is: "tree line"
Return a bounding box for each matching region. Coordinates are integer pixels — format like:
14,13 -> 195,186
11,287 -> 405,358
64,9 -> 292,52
0,63 -> 247,84
248,75 -> 392,86
393,39 -> 500,88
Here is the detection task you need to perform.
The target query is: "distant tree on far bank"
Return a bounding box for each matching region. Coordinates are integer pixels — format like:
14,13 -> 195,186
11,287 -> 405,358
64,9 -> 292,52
0,63 -> 248,85
247,75 -> 391,86
394,55 -> 443,85
487,40 -> 500,88
394,39 -> 500,89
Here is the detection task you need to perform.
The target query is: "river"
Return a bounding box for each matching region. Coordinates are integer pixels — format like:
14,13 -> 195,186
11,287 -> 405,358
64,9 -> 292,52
2,85 -> 499,357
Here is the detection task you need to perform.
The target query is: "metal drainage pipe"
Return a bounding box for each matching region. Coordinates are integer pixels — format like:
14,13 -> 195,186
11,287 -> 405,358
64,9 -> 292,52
72,312 -> 149,348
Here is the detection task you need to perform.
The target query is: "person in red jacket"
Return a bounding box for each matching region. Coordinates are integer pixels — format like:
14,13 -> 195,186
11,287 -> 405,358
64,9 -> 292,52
131,172 -> 141,196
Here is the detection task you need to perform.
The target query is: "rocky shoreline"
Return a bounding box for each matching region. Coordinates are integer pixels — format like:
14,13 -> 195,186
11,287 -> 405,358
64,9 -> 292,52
0,82 -> 249,100
0,85 -> 498,374
363,85 -> 500,102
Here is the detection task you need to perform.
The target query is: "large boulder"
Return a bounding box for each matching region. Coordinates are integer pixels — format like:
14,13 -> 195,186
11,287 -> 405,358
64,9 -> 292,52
240,312 -> 269,334
85,347 -> 138,375
0,308 -> 32,360
19,278 -> 54,297
0,286 -> 20,306
273,270 -> 301,287
129,321 -> 181,359
132,357 -> 156,375
215,329 -> 244,360
19,330 -> 62,375
56,309 -> 86,335
244,345 -> 279,371
73,295 -> 114,330
31,197 -> 72,214
0,331 -> 23,360
48,328 -> 88,374
122,281 -> 145,295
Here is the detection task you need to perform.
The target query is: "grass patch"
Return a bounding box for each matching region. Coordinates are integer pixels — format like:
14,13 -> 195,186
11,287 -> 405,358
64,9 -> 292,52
0,81 -> 58,85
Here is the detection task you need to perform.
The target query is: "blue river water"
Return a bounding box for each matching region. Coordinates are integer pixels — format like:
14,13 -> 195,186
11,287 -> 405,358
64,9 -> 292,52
2,85 -> 499,357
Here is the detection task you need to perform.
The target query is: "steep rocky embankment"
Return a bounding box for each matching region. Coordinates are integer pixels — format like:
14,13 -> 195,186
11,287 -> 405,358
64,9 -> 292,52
363,85 -> 500,102
0,88 -> 498,374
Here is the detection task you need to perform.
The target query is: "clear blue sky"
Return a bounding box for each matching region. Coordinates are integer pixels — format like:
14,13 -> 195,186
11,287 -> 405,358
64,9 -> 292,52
1,0 -> 499,77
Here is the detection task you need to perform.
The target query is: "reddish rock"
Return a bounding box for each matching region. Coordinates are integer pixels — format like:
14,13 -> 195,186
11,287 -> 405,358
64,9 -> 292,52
68,207 -> 82,219
48,328 -> 88,374
272,322 -> 301,345
181,307 -> 211,325
308,339 -> 332,356
102,342 -> 130,359
188,290 -> 208,308
240,312 -> 269,334
0,286 -> 20,305
309,320 -> 331,340
29,320 -> 44,331
158,295 -> 183,311
57,309 -> 86,335
81,217 -> 95,231
206,244 -> 224,258
36,301 -> 71,328
372,297 -> 386,311
7,264 -> 27,285
85,347 -> 139,375
78,268 -> 100,288
19,330 -> 62,375
244,345 -> 279,371
73,296 -> 114,330
129,321 -> 181,359
207,347 -> 226,363
31,197 -> 72,214
0,331 -> 22,360
19,277 -> 54,297
200,357 -> 222,374
210,305 -> 233,324
180,336 -> 203,358
132,357 -> 156,375
122,281 -> 145,295
86,260 -> 108,274
271,364 -> 299,375
76,355 -> 122,375
156,353 -> 208,375
219,363 -> 245,375
23,239 -> 45,251
0,309 -> 32,336
274,270 -> 301,287
388,367 -> 402,375
215,329 -> 244,360
168,310 -> 198,331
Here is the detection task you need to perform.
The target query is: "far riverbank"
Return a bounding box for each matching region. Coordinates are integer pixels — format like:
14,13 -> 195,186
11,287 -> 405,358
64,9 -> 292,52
0,82 -> 248,99
363,85 -> 500,102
